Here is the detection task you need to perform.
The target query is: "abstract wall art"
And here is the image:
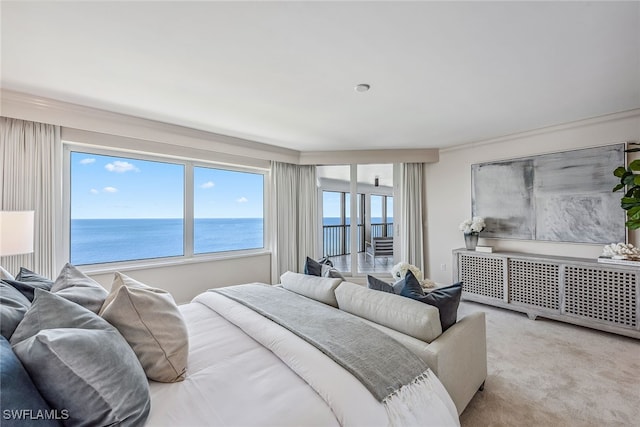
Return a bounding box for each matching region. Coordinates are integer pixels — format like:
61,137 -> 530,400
471,143 -> 626,244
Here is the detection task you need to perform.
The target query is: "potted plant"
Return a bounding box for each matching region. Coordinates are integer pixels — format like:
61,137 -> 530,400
613,143 -> 640,229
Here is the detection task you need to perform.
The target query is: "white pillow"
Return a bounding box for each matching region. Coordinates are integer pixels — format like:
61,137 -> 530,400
280,271 -> 343,307
99,273 -> 189,383
335,281 -> 442,343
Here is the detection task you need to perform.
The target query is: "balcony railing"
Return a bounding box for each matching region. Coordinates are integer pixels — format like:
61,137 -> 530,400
323,222 -> 393,257
371,222 -> 394,239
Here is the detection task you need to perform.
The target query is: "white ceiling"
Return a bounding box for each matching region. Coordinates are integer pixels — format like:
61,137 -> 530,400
1,1 -> 639,152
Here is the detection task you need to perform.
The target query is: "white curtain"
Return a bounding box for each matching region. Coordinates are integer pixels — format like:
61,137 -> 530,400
0,117 -> 60,279
398,162 -> 425,274
271,161 -> 317,282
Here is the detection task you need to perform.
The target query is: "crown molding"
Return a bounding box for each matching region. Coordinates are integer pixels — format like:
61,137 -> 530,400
441,108 -> 640,153
1,89 -> 442,165
300,148 -> 439,165
0,89 -> 301,164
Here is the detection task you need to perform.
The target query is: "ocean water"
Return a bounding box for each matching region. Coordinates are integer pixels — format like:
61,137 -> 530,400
71,217 -> 394,265
323,217 -> 391,225
71,218 -> 263,265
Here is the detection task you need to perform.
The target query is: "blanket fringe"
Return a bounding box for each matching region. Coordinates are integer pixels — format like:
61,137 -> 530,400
383,369 -> 437,427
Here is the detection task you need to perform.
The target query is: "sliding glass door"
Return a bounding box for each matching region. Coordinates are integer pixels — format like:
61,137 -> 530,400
317,164 -> 395,276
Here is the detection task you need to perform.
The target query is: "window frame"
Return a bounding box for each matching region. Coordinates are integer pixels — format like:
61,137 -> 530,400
63,143 -> 269,271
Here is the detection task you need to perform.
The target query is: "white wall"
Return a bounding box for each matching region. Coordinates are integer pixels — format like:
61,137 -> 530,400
86,253 -> 271,304
425,111 -> 640,285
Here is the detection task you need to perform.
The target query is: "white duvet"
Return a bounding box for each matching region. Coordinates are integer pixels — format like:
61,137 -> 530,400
146,291 -> 459,427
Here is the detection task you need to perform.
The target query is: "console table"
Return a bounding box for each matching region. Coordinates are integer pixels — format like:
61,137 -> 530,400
452,249 -> 639,339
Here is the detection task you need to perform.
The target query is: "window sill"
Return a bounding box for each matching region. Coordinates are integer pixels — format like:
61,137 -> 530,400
77,249 -> 271,275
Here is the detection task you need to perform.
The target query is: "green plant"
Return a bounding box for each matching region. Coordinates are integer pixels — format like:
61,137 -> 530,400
613,143 -> 640,229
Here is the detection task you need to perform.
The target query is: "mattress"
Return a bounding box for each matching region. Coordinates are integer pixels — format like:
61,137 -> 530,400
146,290 -> 459,426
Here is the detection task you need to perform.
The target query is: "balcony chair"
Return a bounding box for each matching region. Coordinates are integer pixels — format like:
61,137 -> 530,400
365,236 -> 393,266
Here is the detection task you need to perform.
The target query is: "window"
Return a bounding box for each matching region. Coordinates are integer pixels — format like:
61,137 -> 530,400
67,148 -> 265,266
194,166 -> 264,253
321,190 -> 363,256
371,194 -> 394,238
70,152 -> 184,265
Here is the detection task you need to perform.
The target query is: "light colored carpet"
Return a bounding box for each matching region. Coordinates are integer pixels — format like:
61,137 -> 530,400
458,301 -> 640,427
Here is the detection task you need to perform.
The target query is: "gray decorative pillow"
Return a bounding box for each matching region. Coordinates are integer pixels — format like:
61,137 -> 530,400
321,264 -> 346,280
99,272 -> 189,383
11,289 -> 150,427
50,263 -> 108,313
0,265 -> 14,280
3,267 -> 53,301
0,281 -> 31,339
1,336 -> 62,427
304,256 -> 325,276
401,270 -> 462,331
367,275 -> 404,294
15,267 -> 53,285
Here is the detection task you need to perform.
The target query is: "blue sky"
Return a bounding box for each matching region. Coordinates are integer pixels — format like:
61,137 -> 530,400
71,152 -> 264,219
194,166 -> 263,218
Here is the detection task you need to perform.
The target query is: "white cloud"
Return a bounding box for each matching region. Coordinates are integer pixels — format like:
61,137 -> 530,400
90,188 -> 99,194
201,181 -> 215,189
105,161 -> 139,173
236,197 -> 248,203
103,186 -> 118,193
80,158 -> 96,165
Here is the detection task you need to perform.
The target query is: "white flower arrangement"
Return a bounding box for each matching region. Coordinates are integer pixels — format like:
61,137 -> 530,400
601,243 -> 640,260
392,262 -> 423,281
391,262 -> 436,288
459,216 -> 486,235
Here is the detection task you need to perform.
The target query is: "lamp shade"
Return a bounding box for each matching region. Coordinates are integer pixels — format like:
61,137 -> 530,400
0,211 -> 35,256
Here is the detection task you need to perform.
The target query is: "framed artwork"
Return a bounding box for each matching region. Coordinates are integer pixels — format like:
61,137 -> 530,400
471,143 -> 626,244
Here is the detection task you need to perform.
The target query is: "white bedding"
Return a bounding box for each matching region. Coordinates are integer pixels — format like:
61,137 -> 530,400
146,291 -> 459,427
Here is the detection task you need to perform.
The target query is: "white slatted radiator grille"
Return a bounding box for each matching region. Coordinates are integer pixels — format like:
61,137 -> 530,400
453,249 -> 640,339
509,259 -> 560,310
564,266 -> 637,327
459,254 -> 504,299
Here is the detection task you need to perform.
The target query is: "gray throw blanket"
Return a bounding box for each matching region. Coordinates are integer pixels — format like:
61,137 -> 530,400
212,284 -> 430,402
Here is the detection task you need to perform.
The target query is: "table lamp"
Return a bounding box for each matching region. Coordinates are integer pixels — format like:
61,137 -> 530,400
0,211 -> 35,256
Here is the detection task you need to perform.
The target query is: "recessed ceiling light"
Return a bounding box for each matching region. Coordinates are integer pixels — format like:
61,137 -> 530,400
355,84 -> 371,92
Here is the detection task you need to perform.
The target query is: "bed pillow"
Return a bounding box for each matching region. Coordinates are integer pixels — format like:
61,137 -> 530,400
0,265 -> 14,280
323,265 -> 346,280
4,267 -> 53,301
50,263 -> 108,313
281,271 -> 343,307
367,275 -> 404,294
1,336 -> 62,427
304,256 -> 326,276
0,282 -> 31,339
15,267 -> 53,284
99,272 -> 189,383
10,289 -> 150,427
401,270 -> 463,331
335,281 -> 442,342
304,257 -> 345,280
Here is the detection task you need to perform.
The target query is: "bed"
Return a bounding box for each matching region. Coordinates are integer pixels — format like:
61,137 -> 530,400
3,265 -> 483,427
146,284 -> 461,427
